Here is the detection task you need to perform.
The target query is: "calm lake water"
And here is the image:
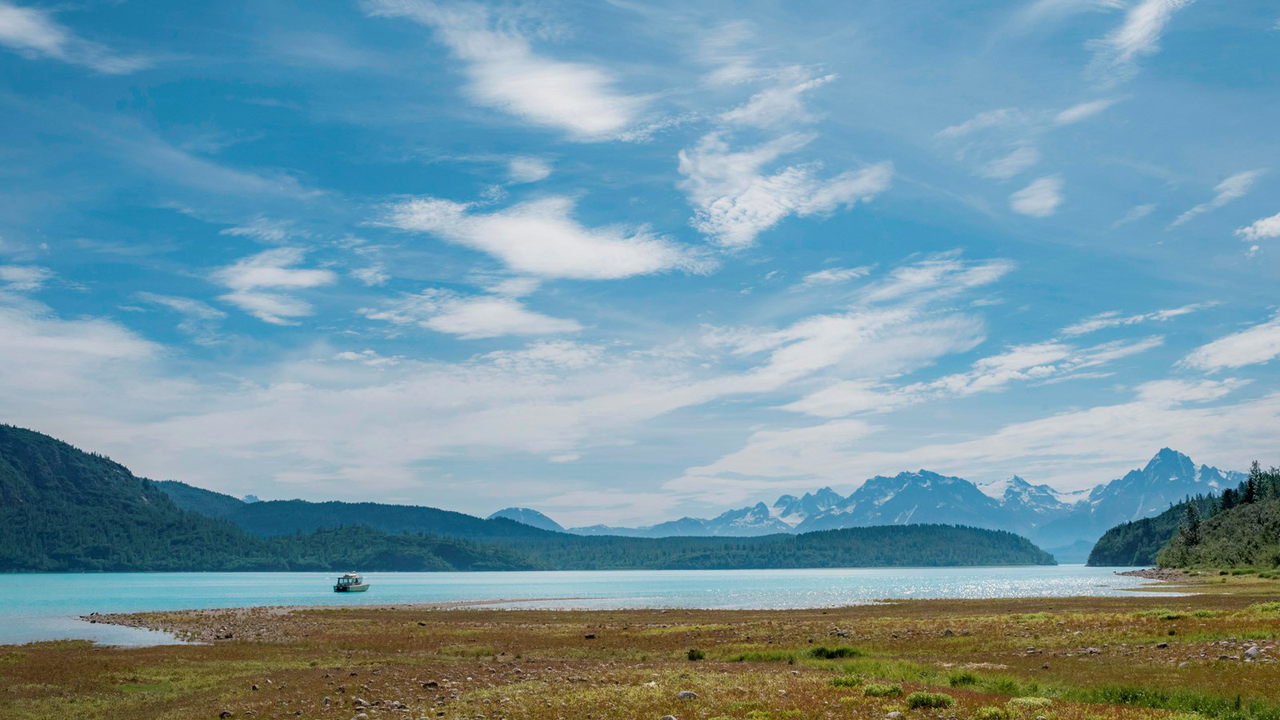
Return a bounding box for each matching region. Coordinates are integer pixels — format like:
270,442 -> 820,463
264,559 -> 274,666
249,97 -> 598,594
3,565 -> 1154,646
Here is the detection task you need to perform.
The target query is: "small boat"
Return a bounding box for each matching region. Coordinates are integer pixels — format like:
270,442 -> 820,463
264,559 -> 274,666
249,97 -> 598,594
334,572 -> 370,592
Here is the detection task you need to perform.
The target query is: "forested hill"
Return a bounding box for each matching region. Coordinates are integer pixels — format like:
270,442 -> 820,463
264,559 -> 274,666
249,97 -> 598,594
0,425 -> 537,572
1158,463 -> 1280,569
1086,495 -> 1219,567
157,480 -> 553,540
2,424 -> 1057,571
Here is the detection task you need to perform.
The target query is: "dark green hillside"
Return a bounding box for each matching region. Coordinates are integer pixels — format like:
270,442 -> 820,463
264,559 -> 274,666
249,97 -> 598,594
157,480 -> 555,541
1087,495 -> 1218,566
1159,498 -> 1280,568
0,425 -> 280,571
0,425 -> 538,572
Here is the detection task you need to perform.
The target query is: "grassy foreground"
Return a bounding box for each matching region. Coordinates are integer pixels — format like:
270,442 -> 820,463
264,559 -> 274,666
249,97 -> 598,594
2,574 -> 1280,719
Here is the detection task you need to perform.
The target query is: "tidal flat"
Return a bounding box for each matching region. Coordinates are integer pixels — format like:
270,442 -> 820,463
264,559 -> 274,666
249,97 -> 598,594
3,574 -> 1280,719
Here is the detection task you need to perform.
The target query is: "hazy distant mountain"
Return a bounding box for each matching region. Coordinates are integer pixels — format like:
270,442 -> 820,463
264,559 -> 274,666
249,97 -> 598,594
556,449 -> 1243,562
488,507 -> 565,533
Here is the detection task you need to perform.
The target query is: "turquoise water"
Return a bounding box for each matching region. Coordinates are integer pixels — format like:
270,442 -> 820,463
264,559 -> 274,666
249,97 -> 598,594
2,565 -> 1152,646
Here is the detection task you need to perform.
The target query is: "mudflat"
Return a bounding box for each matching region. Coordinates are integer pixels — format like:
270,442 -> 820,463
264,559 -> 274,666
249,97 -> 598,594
3,574 -> 1279,719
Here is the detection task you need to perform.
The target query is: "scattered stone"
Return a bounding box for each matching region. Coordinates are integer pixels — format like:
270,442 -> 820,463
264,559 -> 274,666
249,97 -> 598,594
943,629 -> 954,637
218,713 -> 233,719
1086,647 -> 1101,654
661,716 -> 677,720
677,690 -> 698,700
886,712 -> 903,719
251,684 -> 259,691
423,681 -> 439,689
322,697 -> 331,706
1156,643 -> 1168,649
1245,646 -> 1261,661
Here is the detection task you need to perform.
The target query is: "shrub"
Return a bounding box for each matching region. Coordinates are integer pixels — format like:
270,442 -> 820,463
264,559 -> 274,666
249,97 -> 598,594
687,648 -> 705,661
810,645 -> 863,659
949,670 -> 979,687
975,706 -> 1012,720
1191,610 -> 1218,619
830,675 -> 863,688
863,683 -> 903,698
907,691 -> 955,709
1008,697 -> 1054,710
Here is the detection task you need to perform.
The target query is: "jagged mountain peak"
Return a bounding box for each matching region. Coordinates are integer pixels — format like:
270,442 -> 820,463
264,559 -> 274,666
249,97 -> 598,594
487,507 -> 566,533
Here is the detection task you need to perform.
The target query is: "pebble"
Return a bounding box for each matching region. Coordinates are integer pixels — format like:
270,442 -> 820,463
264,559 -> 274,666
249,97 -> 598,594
886,713 -> 903,719
677,690 -> 698,700
661,716 -> 677,720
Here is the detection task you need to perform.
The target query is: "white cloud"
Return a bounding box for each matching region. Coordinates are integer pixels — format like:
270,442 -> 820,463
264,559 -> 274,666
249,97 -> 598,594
1170,169 -> 1266,227
507,157 -> 552,184
0,1 -> 150,73
1054,98 -> 1118,124
860,254 -> 1015,304
213,248 -> 337,325
1236,211 -> 1280,241
1088,0 -> 1195,84
798,266 -> 872,287
719,68 -> 836,129
1010,175 -> 1064,217
936,108 -> 1026,139
361,289 -> 581,339
220,217 -> 298,243
979,145 -> 1040,180
784,336 -> 1162,418
1113,203 -> 1156,227
381,195 -> 708,280
1060,302 -> 1208,336
0,265 -> 53,291
363,0 -> 646,141
1005,0 -> 1125,34
351,265 -> 390,287
678,132 -> 892,248
1181,312 -> 1280,371
135,292 -> 227,345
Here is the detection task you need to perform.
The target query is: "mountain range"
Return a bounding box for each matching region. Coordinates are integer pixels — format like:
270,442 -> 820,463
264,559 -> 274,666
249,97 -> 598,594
496,449 -> 1244,562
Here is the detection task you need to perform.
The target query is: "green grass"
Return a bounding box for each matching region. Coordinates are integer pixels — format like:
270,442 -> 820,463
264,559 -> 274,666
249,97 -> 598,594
863,683 -> 903,698
809,645 -> 863,659
907,691 -> 955,709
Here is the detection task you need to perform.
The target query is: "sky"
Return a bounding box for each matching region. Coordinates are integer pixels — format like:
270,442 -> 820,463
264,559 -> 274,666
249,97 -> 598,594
1,0 -> 1278,527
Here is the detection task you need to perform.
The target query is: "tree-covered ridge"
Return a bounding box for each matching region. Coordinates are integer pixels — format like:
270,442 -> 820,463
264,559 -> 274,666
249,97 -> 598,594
156,480 -> 556,540
1158,462 -> 1280,568
1,424 -> 1056,571
1086,494 -> 1220,567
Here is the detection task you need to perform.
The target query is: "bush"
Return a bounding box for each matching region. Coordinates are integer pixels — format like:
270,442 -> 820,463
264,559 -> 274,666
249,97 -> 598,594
686,648 -> 705,661
975,706 -> 1011,720
949,670 -> 979,687
830,675 -> 863,688
810,645 -> 863,659
907,691 -> 955,709
1008,697 -> 1054,710
863,683 -> 903,698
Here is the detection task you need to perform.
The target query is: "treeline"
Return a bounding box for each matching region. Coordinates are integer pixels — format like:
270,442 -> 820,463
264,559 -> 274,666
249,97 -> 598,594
487,525 -> 1055,570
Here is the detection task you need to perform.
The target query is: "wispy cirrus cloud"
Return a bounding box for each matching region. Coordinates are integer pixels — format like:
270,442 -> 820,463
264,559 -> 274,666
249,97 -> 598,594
0,264 -> 54,292
1060,302 -> 1210,336
363,0 -> 647,141
361,288 -> 581,339
1009,175 -> 1064,217
1087,0 -> 1195,84
1182,312 -> 1280,371
135,292 -> 227,345
678,133 -> 891,249
380,196 -> 708,280
1170,169 -> 1266,228
0,1 -> 151,74
213,248 -> 337,325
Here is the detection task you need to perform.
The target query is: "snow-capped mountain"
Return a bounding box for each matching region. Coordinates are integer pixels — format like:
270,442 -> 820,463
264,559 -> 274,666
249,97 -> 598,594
550,449 -> 1245,561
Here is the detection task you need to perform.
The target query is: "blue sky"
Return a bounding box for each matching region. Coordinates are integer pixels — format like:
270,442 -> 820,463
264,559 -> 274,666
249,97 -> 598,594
1,0 -> 1278,526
